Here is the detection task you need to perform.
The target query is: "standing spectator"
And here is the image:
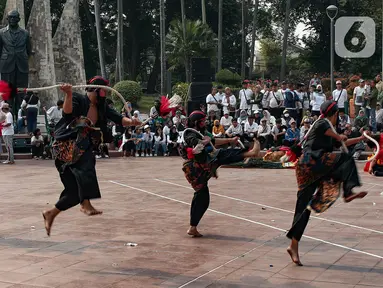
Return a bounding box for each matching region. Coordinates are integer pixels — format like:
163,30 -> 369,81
353,79 -> 366,117
309,73 -> 321,87
206,87 -> 222,118
294,83 -> 305,124
278,81 -> 287,111
220,112 -> 233,130
301,85 -> 310,115
244,114 -> 258,142
44,100 -> 64,125
31,128 -> 44,159
268,83 -> 283,118
284,83 -> 300,121
300,118 -> 311,141
284,119 -> 300,146
222,87 -> 236,117
332,81 -> 348,112
251,85 -> 263,112
21,91 -> 40,134
311,85 -> 326,117
212,119 -> 225,138
376,103 -> 383,131
1,103 -> 14,164
376,74 -> 383,105
154,127 -> 167,156
239,80 -> 253,115
366,80 -> 378,133
257,118 -> 272,150
16,107 -> 26,134
271,118 -> 286,147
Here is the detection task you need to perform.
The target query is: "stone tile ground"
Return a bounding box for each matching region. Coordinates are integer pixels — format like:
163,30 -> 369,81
0,158 -> 382,287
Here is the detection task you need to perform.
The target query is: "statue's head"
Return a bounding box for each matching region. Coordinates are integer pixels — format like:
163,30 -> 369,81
7,10 -> 20,28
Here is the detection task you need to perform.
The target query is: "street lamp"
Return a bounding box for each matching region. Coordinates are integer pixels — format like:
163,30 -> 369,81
326,5 -> 338,93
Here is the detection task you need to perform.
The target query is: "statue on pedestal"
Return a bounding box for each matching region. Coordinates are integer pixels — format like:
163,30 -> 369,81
0,10 -> 31,114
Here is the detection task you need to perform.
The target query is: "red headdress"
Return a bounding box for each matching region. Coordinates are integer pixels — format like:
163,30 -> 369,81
0,81 -> 13,101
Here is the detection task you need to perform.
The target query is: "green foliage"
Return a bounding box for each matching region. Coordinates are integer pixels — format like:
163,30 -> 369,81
112,80 -> 142,106
172,82 -> 190,102
215,69 -> 241,86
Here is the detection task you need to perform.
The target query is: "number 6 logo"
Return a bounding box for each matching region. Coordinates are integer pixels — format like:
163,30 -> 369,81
335,16 -> 376,58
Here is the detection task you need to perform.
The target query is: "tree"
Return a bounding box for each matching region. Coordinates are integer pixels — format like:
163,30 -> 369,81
166,19 -> 216,82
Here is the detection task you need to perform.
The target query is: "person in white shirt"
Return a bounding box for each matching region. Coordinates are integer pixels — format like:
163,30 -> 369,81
332,81 -> 348,112
353,79 -> 366,117
225,118 -> 243,144
206,87 -> 222,118
268,83 -> 283,118
132,110 -> 143,122
375,103 -> 383,131
239,80 -> 253,113
311,85 -> 326,117
300,118 -> 311,141
44,100 -> 64,125
222,87 -> 236,116
244,114 -> 258,141
153,127 -> 168,156
237,109 -> 248,127
31,128 -> 45,159
338,110 -> 351,133
257,118 -> 272,150
278,81 -> 288,110
172,110 -> 182,126
220,112 -> 233,130
1,104 -> 14,164
271,118 -> 286,147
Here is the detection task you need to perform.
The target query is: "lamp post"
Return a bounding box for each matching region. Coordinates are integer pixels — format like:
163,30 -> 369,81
326,5 -> 338,93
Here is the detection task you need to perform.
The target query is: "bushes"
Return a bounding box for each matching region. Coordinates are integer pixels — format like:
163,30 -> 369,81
215,69 -> 241,86
172,82 -> 190,102
112,80 -> 142,106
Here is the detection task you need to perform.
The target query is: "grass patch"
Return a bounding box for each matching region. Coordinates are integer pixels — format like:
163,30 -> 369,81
137,94 -> 158,114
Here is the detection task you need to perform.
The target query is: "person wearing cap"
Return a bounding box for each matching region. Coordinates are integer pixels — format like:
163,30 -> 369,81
21,91 -> 40,134
0,103 -> 14,164
311,84 -> 326,117
257,117 -> 271,150
182,110 -> 261,237
281,109 -> 292,128
239,80 -> 253,114
287,100 -> 368,266
42,80 -> 141,237
353,79 -> 366,116
332,80 -> 347,113
284,118 -> 300,146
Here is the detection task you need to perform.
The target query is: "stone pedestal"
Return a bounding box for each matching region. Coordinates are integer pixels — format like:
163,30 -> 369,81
52,0 -> 86,89
27,0 -> 58,108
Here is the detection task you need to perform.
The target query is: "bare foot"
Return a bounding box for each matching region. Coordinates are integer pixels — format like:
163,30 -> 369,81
287,246 -> 303,266
187,226 -> 203,237
80,200 -> 103,216
42,209 -> 59,236
344,191 -> 368,203
244,140 -> 261,163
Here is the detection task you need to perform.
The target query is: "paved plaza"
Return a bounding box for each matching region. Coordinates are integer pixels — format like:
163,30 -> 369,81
0,157 -> 382,287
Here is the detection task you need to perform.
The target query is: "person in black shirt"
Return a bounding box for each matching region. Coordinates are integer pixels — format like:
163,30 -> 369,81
42,77 -> 140,236
286,100 -> 367,266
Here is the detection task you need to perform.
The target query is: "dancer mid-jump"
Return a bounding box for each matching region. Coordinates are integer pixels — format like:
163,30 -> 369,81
181,111 -> 261,237
43,77 -> 140,236
287,100 -> 367,266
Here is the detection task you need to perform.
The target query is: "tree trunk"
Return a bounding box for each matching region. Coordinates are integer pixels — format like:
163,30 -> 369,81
241,0 -> 246,78
249,0 -> 258,79
94,0 -> 106,78
117,0 -> 124,81
280,0 -> 291,81
201,0 -> 206,24
147,49 -> 160,93
160,0 -> 166,94
180,0 -> 190,82
217,0 -> 223,71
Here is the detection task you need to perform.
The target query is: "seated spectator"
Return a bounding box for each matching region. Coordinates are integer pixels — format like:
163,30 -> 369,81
220,112 -> 233,130
271,118 -> 286,147
143,125 -> 154,156
300,118 -> 311,141
167,126 -> 179,155
338,110 -> 351,133
132,110 -> 143,123
96,143 -> 109,159
262,109 -> 276,127
237,109 -> 248,128
343,124 -> 365,159
244,114 -> 258,142
284,119 -> 300,146
354,109 -> 369,131
44,100 -> 64,125
225,118 -> 243,140
17,107 -> 26,134
112,123 -> 124,150
154,127 -> 167,156
121,128 -> 136,157
281,109 -> 292,129
253,110 -> 262,125
163,120 -> 172,140
206,110 -> 217,133
31,129 -> 45,159
257,118 -> 272,150
212,119 -> 225,138
135,127 -> 145,156
172,110 -> 182,126
376,103 -> 383,131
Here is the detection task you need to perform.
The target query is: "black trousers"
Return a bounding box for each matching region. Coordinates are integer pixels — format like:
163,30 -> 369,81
31,144 -> 44,157
190,185 -> 210,226
287,153 -> 360,241
55,150 -> 101,211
